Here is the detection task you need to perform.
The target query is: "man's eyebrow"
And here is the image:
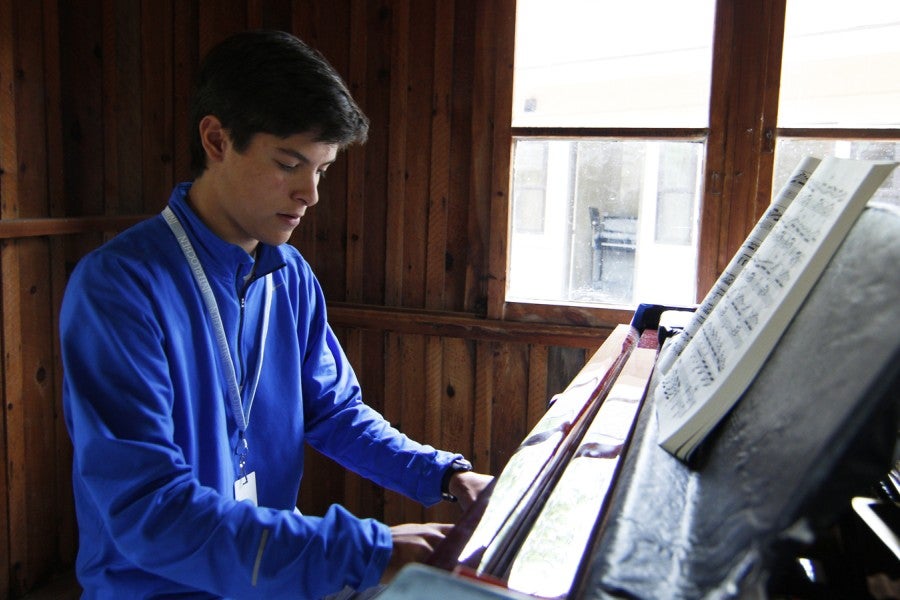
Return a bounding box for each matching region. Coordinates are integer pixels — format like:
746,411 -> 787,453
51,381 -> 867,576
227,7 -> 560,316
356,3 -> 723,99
276,147 -> 310,162
276,147 -> 337,167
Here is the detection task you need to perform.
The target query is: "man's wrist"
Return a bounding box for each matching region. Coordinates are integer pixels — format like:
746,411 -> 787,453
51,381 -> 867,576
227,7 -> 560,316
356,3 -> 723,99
440,458 -> 473,502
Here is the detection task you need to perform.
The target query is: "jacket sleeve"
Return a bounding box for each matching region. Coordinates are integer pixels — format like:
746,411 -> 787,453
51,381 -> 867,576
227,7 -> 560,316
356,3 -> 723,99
61,251 -> 391,599
297,266 -> 462,506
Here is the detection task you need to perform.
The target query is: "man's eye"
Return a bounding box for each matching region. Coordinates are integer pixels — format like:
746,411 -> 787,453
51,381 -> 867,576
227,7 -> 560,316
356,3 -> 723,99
277,161 -> 299,171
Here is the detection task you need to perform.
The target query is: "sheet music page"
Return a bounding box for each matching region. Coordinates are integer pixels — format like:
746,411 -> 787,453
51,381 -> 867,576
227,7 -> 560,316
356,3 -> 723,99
656,156 -> 897,460
655,155 -> 822,375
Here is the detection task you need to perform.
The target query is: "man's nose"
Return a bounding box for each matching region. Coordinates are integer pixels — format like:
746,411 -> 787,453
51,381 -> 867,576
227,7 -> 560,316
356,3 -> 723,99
292,175 -> 319,207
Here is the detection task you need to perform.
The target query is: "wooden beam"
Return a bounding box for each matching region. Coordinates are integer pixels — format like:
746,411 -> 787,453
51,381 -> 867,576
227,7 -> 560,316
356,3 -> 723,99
0,215 -> 150,240
326,302 -> 610,348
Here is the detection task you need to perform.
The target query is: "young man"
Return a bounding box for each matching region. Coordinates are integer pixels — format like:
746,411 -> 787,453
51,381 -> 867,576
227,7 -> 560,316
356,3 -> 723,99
60,30 -> 490,599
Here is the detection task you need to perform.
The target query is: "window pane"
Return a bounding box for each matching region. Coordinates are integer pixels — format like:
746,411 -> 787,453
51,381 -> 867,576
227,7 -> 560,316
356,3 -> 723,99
774,140 -> 900,207
507,139 -> 702,308
513,0 -> 716,128
779,1 -> 900,127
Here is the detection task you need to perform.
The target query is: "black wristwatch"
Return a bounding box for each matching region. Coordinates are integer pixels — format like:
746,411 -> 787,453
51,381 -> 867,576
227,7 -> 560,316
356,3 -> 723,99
440,458 -> 473,502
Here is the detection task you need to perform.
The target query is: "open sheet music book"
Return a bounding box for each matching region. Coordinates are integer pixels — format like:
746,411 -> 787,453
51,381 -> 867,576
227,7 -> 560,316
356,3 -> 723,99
656,156 -> 898,462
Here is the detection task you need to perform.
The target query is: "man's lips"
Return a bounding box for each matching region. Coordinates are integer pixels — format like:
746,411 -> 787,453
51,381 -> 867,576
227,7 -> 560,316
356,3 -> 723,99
277,212 -> 302,225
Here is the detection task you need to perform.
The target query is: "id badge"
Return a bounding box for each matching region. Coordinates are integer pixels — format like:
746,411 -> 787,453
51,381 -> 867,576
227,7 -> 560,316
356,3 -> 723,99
234,471 -> 258,505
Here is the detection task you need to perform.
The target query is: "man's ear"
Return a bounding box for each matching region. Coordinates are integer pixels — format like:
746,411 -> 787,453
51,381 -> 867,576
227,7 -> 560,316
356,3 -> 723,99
198,115 -> 229,164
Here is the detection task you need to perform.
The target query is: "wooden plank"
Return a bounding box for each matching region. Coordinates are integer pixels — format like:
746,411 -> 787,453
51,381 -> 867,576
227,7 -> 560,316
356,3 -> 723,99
463,0 -> 494,315
399,333 -> 426,524
3,0 -> 59,593
754,0 -> 787,220
358,328 -> 387,519
339,328 -> 385,520
0,0 -> 15,589
485,0 -> 516,320
344,0 -> 369,303
424,337 -> 443,464
489,342 -> 529,474
359,0 -> 391,305
440,337 -> 475,458
382,332 -> 404,524
400,0 -> 435,308
426,335 -> 476,524
287,5 -> 321,268
173,1 -> 199,187
2,238 -> 27,597
247,0 -> 292,30
503,301 -> 633,331
312,1 -> 351,300
141,0 -> 175,211
383,0 -> 410,306
472,340 -> 494,475
198,0 -> 246,56
699,0 -> 787,298
444,3 -> 476,312
327,303 -> 612,349
59,0 -> 104,218
43,0 -> 76,571
0,215 -> 150,239
547,346 -> 589,402
424,0 -> 454,311
4,239 -> 59,594
526,345 -> 549,430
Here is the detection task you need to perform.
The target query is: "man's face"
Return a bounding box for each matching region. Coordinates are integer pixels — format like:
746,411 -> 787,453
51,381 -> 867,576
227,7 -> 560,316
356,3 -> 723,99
204,129 -> 339,253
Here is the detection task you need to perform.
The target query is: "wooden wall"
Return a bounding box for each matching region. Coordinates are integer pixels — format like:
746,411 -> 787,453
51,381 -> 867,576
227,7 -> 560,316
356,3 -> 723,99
0,1 -> 613,596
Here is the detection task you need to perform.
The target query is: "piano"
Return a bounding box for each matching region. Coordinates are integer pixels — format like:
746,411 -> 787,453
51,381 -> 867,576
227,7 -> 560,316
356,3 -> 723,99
381,202 -> 900,599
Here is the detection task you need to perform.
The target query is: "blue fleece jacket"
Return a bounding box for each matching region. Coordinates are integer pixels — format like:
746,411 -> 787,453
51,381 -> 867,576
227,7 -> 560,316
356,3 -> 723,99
60,182 -> 460,599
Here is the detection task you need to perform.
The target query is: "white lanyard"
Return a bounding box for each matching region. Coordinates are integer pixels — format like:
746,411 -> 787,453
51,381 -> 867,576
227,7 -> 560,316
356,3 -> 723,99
162,206 -> 272,472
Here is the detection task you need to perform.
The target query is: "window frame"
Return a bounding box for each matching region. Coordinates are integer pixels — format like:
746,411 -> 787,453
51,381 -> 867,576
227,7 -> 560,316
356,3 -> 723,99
490,0 -> 900,327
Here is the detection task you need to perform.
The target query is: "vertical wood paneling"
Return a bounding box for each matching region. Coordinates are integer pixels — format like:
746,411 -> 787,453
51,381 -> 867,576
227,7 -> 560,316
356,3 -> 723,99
424,337 -> 443,460
489,342 -> 529,472
381,331 -> 403,524
400,0 -> 435,308
354,328 -> 387,515
344,0 -> 368,303
526,345 -> 548,429
1,1 -> 70,594
8,240 -> 57,594
463,0 -> 496,315
383,0 -> 410,307
424,0 -> 454,311
102,0 -> 141,215
44,0 -> 76,573
141,0 -> 175,212
444,4 -> 476,312
399,333 -> 425,523
311,1 -> 352,300
0,0 -> 12,582
198,0 -> 246,56
486,0 -> 516,319
60,1 -> 104,218
173,2 -> 199,188
472,340 -> 494,473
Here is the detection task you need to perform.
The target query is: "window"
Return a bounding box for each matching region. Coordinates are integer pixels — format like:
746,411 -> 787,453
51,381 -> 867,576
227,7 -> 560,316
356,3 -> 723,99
508,0 -> 716,308
773,1 -> 900,206
508,0 -> 900,313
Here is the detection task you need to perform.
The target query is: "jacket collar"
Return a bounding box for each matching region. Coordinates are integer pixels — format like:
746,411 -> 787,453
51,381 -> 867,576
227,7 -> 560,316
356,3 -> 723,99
165,182 -> 287,281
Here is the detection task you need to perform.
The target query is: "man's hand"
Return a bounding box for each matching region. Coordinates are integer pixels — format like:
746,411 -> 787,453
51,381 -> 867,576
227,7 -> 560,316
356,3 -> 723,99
447,471 -> 493,512
381,522 -> 453,583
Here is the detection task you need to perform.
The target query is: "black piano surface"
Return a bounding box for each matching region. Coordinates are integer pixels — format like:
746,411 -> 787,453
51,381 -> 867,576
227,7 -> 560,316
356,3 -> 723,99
382,203 -> 900,599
